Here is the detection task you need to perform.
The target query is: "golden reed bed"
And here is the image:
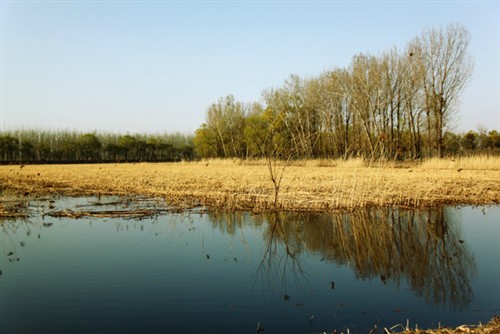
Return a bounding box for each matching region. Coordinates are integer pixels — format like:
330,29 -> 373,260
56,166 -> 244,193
1,156 -> 499,212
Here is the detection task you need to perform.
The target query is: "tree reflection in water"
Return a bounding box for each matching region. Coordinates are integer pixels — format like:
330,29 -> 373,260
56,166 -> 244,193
1,204 -> 477,310
0,217 -> 43,264
208,207 -> 477,310
208,211 -> 311,298
255,212 -> 309,299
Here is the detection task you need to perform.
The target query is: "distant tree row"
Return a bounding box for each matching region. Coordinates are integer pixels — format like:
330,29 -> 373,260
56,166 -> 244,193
0,130 -> 194,163
195,24 -> 481,159
446,129 -> 500,154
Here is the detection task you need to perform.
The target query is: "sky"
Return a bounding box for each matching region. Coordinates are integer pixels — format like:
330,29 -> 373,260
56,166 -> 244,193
1,0 -> 499,135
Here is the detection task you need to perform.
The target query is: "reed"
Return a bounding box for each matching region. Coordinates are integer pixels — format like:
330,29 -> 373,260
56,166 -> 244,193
0,196 -> 28,219
393,315 -> 500,333
0,156 -> 498,212
420,155 -> 500,171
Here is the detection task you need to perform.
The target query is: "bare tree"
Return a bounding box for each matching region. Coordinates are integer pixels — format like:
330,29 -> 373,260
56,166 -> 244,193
403,41 -> 426,159
192,25 -> 474,161
414,23 -> 474,157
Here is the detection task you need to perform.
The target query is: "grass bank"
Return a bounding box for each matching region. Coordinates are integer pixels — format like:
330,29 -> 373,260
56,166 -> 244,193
1,156 -> 499,212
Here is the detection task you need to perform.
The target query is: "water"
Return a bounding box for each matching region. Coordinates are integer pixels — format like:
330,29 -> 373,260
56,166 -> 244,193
1,197 -> 499,334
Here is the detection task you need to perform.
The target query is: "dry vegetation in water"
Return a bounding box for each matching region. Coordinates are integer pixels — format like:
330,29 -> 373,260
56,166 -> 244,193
392,316 -> 500,334
0,196 -> 28,219
0,156 -> 498,213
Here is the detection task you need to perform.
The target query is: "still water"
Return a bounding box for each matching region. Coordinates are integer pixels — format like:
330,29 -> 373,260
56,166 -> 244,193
1,197 -> 499,334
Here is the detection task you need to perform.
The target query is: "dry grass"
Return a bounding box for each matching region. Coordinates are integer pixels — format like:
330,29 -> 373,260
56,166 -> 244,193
0,156 -> 499,212
0,196 -> 29,219
393,316 -> 500,334
420,156 -> 500,171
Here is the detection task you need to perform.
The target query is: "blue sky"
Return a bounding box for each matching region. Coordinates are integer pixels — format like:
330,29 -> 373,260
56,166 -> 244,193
1,1 -> 499,134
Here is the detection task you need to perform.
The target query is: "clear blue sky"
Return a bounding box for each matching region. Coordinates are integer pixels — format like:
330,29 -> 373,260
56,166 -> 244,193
1,0 -> 499,134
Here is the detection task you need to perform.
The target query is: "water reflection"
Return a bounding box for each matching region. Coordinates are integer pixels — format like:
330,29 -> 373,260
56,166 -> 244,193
254,212 -> 308,300
1,218 -> 42,263
208,207 -> 477,310
0,203 -> 478,312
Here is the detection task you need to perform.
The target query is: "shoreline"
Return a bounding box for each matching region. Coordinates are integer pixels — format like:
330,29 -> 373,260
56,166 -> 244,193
1,157 -> 499,213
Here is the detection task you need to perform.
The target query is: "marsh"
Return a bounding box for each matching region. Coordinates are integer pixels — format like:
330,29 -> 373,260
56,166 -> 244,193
1,197 -> 498,333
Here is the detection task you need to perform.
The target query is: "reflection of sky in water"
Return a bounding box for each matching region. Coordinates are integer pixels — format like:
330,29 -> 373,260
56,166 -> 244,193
457,206 -> 500,312
0,198 -> 499,334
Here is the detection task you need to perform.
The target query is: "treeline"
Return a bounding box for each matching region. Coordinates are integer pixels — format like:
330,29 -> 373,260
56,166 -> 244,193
194,24 -> 484,159
1,127 -> 497,164
0,130 -> 194,164
445,129 -> 500,155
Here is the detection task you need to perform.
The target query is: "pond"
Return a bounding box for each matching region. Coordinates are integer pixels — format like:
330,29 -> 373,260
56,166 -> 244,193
1,197 -> 499,334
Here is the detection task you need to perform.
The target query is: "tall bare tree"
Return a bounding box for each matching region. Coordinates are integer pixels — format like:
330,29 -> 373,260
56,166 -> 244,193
414,23 -> 474,157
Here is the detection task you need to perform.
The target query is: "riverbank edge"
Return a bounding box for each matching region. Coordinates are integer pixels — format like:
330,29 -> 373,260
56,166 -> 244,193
1,158 -> 499,213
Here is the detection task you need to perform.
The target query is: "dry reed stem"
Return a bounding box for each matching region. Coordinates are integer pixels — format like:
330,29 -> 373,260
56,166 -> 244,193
47,209 -> 163,219
393,316 -> 500,334
0,157 -> 499,212
0,196 -> 29,219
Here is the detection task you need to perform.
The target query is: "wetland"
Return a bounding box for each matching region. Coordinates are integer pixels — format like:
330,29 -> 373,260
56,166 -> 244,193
0,157 -> 499,212
1,196 -> 499,333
